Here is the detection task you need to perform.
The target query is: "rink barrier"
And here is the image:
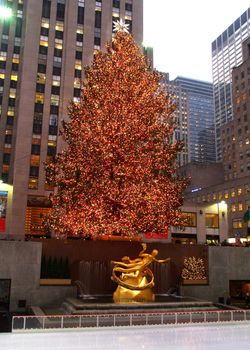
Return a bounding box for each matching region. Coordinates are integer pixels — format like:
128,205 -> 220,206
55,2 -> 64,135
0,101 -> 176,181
11,309 -> 250,332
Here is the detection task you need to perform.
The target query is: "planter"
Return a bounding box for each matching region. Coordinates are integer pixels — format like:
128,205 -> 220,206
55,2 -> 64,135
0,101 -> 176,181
182,279 -> 208,285
40,279 -> 72,286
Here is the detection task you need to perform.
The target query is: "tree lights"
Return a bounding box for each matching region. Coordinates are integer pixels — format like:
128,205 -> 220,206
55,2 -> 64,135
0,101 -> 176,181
45,28 -> 188,239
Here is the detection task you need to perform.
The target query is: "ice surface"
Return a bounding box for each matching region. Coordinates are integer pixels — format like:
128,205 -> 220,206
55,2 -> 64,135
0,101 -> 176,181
1,323 -> 250,350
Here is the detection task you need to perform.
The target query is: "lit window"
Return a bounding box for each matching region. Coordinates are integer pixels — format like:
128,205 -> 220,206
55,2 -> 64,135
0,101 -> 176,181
238,188 -> 242,196
9,91 -> 16,98
231,189 -> 235,197
41,19 -> 49,28
239,203 -> 243,212
224,192 -> 229,199
232,204 -> 236,213
205,214 -> 219,228
55,43 -> 62,50
181,212 -> 197,227
75,63 -> 82,70
51,95 -> 59,106
233,219 -> 243,229
7,110 -> 14,116
37,73 -> 46,84
30,155 -> 40,166
40,40 -> 48,47
35,93 -> 44,103
28,178 -> 38,189
55,23 -> 64,31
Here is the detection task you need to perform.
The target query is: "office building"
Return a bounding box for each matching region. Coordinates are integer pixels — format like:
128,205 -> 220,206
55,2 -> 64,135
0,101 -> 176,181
212,7 -> 250,160
0,0 -> 143,239
185,38 -> 250,239
165,76 -> 216,166
221,37 -> 250,181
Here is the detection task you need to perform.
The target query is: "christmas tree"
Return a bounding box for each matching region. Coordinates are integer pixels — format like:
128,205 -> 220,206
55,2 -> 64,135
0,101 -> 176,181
45,21 -> 188,239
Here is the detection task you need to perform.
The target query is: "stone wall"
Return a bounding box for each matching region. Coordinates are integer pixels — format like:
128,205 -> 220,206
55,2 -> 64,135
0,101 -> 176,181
0,241 -> 75,311
181,246 -> 250,303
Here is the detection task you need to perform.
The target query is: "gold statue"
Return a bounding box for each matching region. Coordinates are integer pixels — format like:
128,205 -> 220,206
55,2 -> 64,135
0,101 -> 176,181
111,243 -> 170,303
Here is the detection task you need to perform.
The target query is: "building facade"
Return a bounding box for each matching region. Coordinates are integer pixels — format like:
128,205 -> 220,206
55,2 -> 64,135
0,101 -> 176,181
221,37 -> 250,182
212,7 -> 250,160
0,0 -> 143,239
164,76 -> 216,166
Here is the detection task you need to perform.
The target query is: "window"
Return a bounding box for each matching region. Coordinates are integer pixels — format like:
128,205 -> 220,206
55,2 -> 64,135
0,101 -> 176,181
56,3 -> 65,21
125,2 -> 132,11
41,26 -> 49,36
113,0 -> 120,8
75,69 -> 81,78
6,116 -> 14,125
233,219 -> 243,229
33,124 -> 42,135
13,46 -> 20,54
52,66 -> 61,76
8,98 -> 15,107
15,18 -> 22,38
1,43 -> 8,52
76,32 -> 83,42
29,166 -> 39,177
42,0 -> 51,18
3,153 -> 10,164
181,212 -> 197,227
38,64 -> 46,74
4,134 -> 12,144
125,19 -> 132,32
55,30 -> 63,40
2,21 -> 10,35
31,144 -> 40,155
95,10 -> 101,28
73,88 -> 81,97
54,47 -> 62,57
0,61 -> 6,69
39,45 -> 48,55
47,145 -> 56,156
94,37 -> 101,46
36,83 -> 45,93
75,51 -> 82,60
51,85 -> 60,95
50,105 -> 59,114
205,214 -> 219,228
77,6 -> 84,24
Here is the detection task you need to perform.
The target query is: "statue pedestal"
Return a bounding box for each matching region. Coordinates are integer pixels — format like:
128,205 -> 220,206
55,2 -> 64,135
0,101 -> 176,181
113,285 -> 155,303
113,274 -> 155,303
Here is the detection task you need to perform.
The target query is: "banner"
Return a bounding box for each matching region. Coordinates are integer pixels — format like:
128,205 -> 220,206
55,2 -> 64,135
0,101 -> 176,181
0,191 -> 7,232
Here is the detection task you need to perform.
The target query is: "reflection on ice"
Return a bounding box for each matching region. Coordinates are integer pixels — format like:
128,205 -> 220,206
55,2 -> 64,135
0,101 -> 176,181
1,324 -> 250,350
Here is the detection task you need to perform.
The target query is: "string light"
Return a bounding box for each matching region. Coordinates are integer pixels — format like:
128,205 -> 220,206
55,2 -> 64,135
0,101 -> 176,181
45,30 -> 189,238
181,257 -> 207,281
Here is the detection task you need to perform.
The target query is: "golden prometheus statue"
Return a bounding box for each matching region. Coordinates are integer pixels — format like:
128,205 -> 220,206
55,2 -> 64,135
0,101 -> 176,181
111,243 -> 170,303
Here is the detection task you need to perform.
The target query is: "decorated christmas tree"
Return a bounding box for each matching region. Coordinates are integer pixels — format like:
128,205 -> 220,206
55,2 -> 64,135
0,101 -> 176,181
45,21 -> 188,239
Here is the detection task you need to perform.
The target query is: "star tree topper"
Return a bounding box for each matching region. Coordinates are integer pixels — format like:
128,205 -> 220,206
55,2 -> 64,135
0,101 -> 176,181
113,19 -> 129,33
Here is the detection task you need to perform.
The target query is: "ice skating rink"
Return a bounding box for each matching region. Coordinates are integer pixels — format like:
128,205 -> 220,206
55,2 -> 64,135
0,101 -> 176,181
1,323 -> 250,350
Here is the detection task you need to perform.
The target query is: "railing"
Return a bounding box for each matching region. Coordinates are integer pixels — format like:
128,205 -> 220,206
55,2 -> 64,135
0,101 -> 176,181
12,309 -> 250,332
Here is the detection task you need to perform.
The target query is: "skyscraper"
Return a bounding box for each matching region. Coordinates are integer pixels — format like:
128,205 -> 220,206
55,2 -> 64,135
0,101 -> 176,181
167,76 -> 216,165
0,0 -> 143,239
212,7 -> 250,160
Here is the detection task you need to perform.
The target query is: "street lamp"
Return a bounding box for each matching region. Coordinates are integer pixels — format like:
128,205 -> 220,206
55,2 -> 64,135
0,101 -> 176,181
0,6 -> 12,19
